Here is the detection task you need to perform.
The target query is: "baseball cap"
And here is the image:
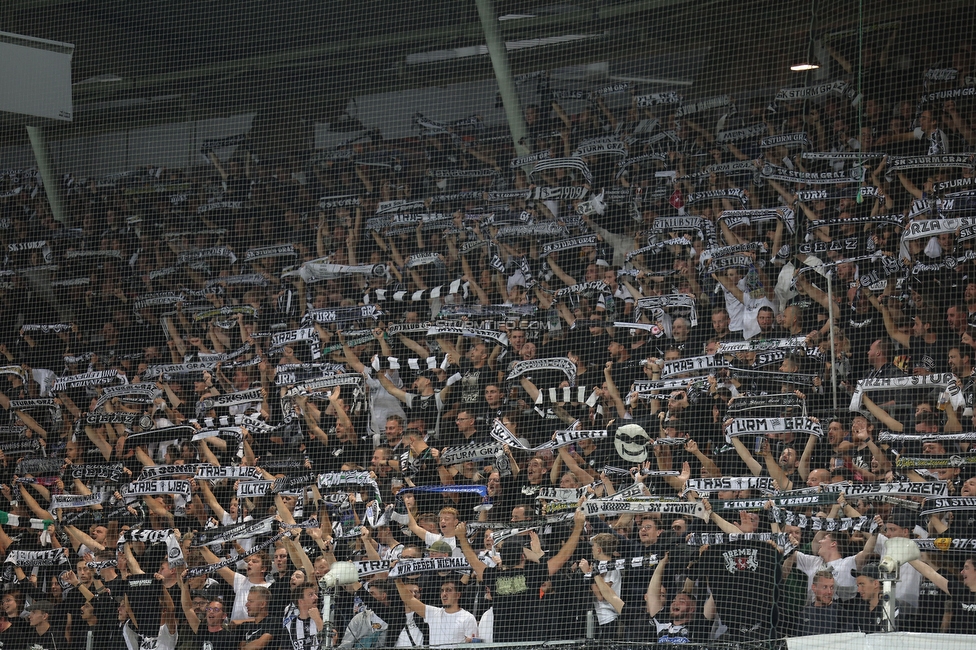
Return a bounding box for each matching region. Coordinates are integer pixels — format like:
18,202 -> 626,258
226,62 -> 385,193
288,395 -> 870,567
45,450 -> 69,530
428,540 -> 452,554
27,600 -> 55,613
888,510 -> 917,531
851,563 -> 882,580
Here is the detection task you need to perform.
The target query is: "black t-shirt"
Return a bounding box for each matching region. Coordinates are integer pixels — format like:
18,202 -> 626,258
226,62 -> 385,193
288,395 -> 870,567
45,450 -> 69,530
691,541 -> 780,641
482,561 -> 548,642
14,628 -> 65,650
843,598 -> 888,633
0,618 -> 29,650
401,391 -> 447,434
193,628 -> 239,650
948,579 -> 976,634
909,334 -> 949,374
618,601 -> 704,644
457,361 -> 493,408
236,617 -> 278,649
798,602 -> 843,636
542,569 -> 588,641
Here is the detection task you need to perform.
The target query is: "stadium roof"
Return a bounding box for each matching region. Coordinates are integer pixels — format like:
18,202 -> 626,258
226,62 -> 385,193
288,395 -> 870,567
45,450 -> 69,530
0,0 -> 970,146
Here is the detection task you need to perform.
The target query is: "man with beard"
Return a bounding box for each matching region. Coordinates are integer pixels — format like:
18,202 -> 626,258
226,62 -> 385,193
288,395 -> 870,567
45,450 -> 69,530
798,570 -> 843,636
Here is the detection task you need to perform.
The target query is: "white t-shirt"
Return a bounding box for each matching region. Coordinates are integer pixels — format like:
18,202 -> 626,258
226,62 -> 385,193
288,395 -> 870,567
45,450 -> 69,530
594,568 -> 622,625
122,622 -> 178,650
795,552 -> 857,603
231,572 -> 272,621
364,369 -> 407,439
424,606 -> 478,647
395,612 -> 426,647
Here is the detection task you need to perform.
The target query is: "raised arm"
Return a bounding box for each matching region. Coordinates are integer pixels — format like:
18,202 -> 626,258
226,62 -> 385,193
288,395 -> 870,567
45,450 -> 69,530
645,552 -> 669,617
177,571 -> 201,633
730,436 -> 764,477
757,438 -> 793,491
377,370 -> 409,403
860,394 -> 903,432
908,558 -> 950,594
453,521 -> 487,581
796,431 -> 821,483
580,558 -> 625,614
548,508 -> 587,575
395,579 -> 427,617
197,544 -> 238,586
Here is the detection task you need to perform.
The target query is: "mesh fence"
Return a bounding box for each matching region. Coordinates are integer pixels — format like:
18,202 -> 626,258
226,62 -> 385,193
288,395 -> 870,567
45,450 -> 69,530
2,0 -> 976,649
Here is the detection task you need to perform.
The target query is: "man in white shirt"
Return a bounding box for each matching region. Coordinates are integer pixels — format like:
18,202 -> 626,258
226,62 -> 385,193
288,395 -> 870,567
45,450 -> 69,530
794,528 -> 876,603
394,579 -> 478,647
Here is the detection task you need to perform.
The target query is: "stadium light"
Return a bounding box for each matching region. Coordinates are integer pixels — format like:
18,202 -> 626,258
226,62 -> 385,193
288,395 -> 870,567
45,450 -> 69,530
790,63 -> 819,71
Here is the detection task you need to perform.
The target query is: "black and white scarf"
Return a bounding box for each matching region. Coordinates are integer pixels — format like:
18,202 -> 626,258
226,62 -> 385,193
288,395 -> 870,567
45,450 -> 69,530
290,261 -> 387,284
177,246 -> 238,263
191,305 -> 258,323
934,176 -> 976,194
849,373 -> 954,411
440,441 -> 506,466
901,216 -> 976,242
717,336 -> 807,353
318,194 -> 360,210
885,154 -> 974,182
243,244 -> 297,263
20,323 -> 73,334
427,168 -> 498,179
685,188 -> 748,207
797,238 -> 859,255
132,292 -> 185,310
50,492 -> 107,510
719,207 -> 796,234
94,385 -> 162,411
142,362 -> 217,379
197,388 -> 263,414
770,80 -> 860,111
573,138 -> 628,159
683,477 -> 778,495
387,556 -> 471,579
727,416 -> 823,438
539,235 -> 598,258
728,393 -> 805,414
635,294 -> 698,326
675,95 -> 734,118
662,354 -> 728,378
528,157 -> 593,184
760,163 -> 863,185
505,357 -> 576,383
509,150 -> 552,170
138,464 -> 207,480
760,133 -> 810,149
68,463 -> 126,482
426,325 -> 508,347
819,480 -> 949,498
122,480 -> 192,497
366,280 -> 468,303
581,499 -> 708,519
716,123 -> 768,144
770,509 -> 875,532
117,528 -> 172,551
53,370 -> 127,391
186,531 -> 286,578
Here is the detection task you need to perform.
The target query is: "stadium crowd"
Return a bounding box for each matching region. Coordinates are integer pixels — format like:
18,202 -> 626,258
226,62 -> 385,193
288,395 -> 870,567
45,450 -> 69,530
4,32 -> 976,650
